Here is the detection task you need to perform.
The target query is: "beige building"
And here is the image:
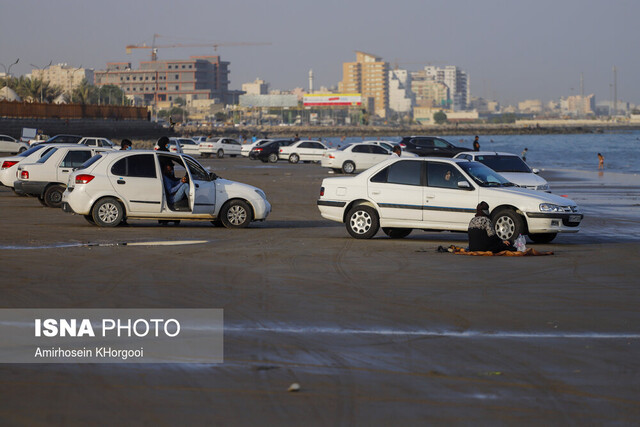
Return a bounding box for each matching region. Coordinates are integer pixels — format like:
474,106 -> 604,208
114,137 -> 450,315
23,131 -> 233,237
518,99 -> 543,113
411,71 -> 449,108
31,63 -> 94,95
242,78 -> 269,95
338,51 -> 389,118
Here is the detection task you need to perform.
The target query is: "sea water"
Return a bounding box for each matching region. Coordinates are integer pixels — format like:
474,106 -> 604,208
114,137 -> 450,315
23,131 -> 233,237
322,131 -> 640,175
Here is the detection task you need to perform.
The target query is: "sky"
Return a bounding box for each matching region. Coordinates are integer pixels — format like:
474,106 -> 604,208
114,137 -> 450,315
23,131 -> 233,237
1,0 -> 638,106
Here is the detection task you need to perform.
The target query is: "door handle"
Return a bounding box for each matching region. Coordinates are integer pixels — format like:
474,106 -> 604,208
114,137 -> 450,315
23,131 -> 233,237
195,183 -> 200,188
371,190 -> 380,195
425,195 -> 435,199
62,169 -> 70,172
117,179 -> 126,185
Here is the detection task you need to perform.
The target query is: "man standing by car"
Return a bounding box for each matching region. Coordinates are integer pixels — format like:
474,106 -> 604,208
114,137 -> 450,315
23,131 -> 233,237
473,136 -> 480,151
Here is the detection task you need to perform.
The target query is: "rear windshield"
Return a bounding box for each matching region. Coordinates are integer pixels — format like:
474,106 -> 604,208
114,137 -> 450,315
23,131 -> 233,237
475,155 -> 531,173
37,147 -> 58,163
77,154 -> 103,170
18,145 -> 45,157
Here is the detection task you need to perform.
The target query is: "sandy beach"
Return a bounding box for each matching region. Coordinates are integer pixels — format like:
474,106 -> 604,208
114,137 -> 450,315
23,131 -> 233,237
0,157 -> 639,424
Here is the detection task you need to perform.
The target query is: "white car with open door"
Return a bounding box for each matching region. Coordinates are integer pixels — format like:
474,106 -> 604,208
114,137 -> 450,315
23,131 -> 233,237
14,145 -> 111,207
317,157 -> 582,244
61,151 -> 271,228
278,140 -> 329,163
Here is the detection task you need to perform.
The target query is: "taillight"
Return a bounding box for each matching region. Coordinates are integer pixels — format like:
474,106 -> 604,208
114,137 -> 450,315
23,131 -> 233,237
399,143 -> 406,148
254,148 -> 263,152
328,154 -> 335,159
320,187 -> 325,197
75,174 -> 94,184
20,170 -> 29,179
1,160 -> 18,170
279,148 -> 283,152
154,146 -> 159,150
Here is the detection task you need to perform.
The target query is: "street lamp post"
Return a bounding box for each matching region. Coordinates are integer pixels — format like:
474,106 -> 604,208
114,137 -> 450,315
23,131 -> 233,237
0,58 -> 19,76
29,60 -> 52,103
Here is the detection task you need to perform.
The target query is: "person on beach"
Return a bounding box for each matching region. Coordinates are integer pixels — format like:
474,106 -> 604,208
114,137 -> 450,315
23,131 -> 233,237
157,136 -> 170,152
293,133 -> 300,142
392,146 -> 402,157
521,148 -> 528,162
120,139 -> 132,150
473,136 -> 480,151
468,201 -> 512,253
598,153 -> 605,169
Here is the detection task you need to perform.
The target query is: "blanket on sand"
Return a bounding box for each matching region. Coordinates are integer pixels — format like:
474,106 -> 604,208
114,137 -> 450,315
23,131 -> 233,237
449,246 -> 554,256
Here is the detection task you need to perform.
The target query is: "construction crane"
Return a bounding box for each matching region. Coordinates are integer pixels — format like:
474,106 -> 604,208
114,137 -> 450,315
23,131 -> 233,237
126,34 -> 272,61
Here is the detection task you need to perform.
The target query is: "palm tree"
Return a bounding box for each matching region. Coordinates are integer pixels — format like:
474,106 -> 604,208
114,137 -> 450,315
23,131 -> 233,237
16,76 -> 42,102
71,78 -> 96,104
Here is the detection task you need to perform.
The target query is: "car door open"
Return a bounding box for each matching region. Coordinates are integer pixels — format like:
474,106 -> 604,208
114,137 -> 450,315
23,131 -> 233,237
184,156 -> 216,214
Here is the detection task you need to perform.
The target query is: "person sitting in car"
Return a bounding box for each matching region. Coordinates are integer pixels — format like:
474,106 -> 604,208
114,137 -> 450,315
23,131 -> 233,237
468,201 -> 512,253
162,163 -> 189,205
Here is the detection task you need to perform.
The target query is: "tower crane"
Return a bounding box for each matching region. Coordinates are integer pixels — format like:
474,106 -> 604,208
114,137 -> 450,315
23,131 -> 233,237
126,35 -> 272,61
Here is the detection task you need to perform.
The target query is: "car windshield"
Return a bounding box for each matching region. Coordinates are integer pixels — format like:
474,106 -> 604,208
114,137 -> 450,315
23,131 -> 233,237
337,144 -> 353,151
458,161 -> 515,187
18,145 -> 45,157
77,154 -> 103,170
37,147 -> 58,163
475,155 -> 531,173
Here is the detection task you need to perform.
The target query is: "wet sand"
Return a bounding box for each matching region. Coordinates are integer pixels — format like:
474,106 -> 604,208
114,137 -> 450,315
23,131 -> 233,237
0,158 -> 639,425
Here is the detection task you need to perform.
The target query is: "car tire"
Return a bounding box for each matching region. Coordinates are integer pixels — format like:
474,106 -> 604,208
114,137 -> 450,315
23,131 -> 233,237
18,147 -> 27,153
528,232 -> 557,244
92,197 -> 124,227
332,168 -> 342,174
37,196 -> 48,206
492,208 -> 525,243
342,161 -> 356,174
346,205 -> 379,239
210,219 -> 223,227
260,158 -> 268,163
84,215 -> 95,225
382,227 -> 412,239
289,153 -> 300,164
220,200 -> 252,228
43,184 -> 65,208
268,153 -> 278,163
217,149 -> 224,158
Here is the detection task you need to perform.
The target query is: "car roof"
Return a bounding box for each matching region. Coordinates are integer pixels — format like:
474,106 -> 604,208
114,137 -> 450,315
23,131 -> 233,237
457,151 -> 520,157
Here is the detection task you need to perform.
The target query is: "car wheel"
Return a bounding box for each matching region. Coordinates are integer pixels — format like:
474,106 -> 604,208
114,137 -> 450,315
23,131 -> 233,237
528,232 -> 557,244
84,215 -> 95,225
44,184 -> 65,208
37,196 -> 48,206
220,200 -> 252,228
492,208 -> 525,242
332,168 -> 342,174
18,147 -> 27,153
92,197 -> 124,227
289,153 -> 300,164
342,161 -> 356,174
346,205 -> 379,239
260,158 -> 268,163
268,153 -> 278,163
217,149 -> 224,158
210,219 -> 223,227
382,227 -> 412,239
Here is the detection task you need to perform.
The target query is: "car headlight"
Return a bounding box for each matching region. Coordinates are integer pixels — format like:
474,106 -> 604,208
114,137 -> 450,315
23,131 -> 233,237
255,189 -> 267,200
539,203 -> 564,212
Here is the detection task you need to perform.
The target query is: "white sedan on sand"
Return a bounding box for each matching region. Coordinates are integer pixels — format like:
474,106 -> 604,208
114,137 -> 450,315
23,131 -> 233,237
317,157 -> 582,243
278,140 -> 328,163
61,151 -> 271,228
454,151 -> 550,191
199,138 -> 242,158
0,134 -> 29,154
241,139 -> 271,157
320,143 -> 392,174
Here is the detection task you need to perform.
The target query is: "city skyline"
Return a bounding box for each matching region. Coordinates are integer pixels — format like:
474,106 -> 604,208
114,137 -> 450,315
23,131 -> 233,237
1,0 -> 638,106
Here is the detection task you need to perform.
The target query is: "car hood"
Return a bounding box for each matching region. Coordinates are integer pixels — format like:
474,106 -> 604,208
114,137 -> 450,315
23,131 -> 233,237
479,185 -> 577,209
498,172 -> 548,187
215,178 -> 265,198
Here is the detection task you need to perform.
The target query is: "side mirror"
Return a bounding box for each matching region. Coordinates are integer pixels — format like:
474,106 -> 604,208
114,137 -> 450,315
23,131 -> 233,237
532,168 -> 540,174
209,172 -> 218,181
457,181 -> 473,190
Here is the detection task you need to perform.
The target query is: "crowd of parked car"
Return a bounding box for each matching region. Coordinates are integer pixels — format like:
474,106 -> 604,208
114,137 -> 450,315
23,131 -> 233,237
0,133 -> 582,243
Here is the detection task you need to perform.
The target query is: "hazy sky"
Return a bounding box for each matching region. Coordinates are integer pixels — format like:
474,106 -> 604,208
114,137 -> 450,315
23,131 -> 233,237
1,0 -> 638,105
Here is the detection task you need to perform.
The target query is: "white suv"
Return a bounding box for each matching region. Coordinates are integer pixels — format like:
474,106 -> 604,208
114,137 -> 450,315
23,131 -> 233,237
317,157 -> 582,243
61,151 -> 271,228
14,145 -> 110,207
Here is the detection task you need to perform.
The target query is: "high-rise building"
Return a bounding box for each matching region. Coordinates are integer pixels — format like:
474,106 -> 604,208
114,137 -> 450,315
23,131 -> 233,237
411,71 -> 449,108
388,69 -> 413,113
423,65 -> 469,111
31,63 -> 94,95
338,51 -> 389,118
94,56 -> 241,105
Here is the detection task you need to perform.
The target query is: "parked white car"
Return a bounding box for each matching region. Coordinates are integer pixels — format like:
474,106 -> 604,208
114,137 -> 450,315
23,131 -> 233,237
61,151 -> 271,228
317,157 -> 582,243
0,134 -> 29,154
191,136 -> 208,143
320,142 -> 394,174
14,145 -> 111,207
241,139 -> 271,157
454,151 -> 550,191
0,144 -> 54,189
278,140 -> 329,163
78,137 -> 120,150
199,138 -> 242,158
172,138 -> 200,156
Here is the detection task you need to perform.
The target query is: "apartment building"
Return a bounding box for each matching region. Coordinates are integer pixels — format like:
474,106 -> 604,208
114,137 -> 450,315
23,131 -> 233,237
388,69 -> 413,113
338,51 -> 389,118
94,56 -> 241,105
242,78 -> 269,95
31,63 -> 95,95
422,65 -> 469,111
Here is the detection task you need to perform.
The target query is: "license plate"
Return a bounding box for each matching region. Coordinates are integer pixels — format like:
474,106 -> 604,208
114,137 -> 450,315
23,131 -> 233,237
569,215 -> 581,222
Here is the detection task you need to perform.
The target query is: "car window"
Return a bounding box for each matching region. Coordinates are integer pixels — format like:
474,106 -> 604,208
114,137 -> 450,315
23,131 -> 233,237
433,138 -> 452,148
18,145 -> 44,157
298,142 -> 312,149
352,145 -> 370,153
84,139 -> 97,146
414,139 -> 434,148
427,162 -> 468,189
37,147 -> 58,163
100,139 -> 114,147
387,160 -> 422,185
475,155 -> 531,173
380,143 -> 393,151
371,145 -> 389,155
184,157 -> 209,181
77,154 -> 103,170
110,154 -> 156,178
61,150 -> 92,168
